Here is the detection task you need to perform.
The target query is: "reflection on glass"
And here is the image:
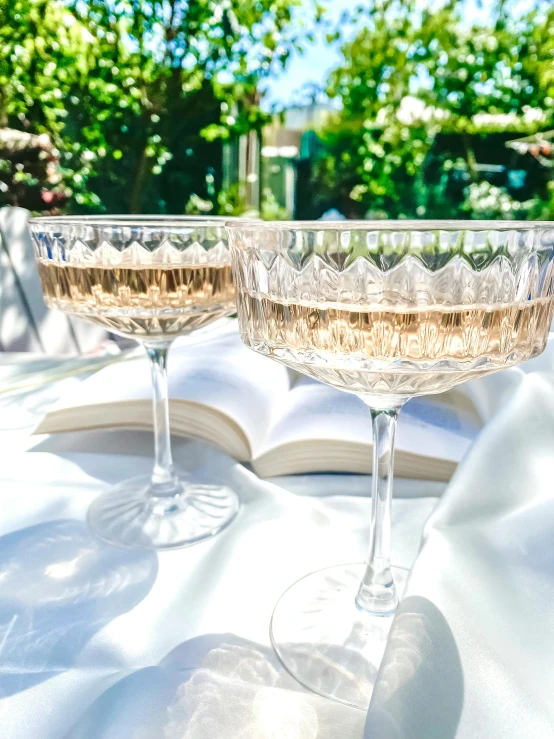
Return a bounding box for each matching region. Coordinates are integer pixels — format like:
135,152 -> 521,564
228,219 -> 554,708
29,216 -> 239,549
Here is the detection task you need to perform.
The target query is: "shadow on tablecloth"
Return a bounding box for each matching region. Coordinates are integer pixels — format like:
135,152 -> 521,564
365,596 -> 464,739
63,633 -> 366,739
61,601 -> 463,739
0,519 -> 158,698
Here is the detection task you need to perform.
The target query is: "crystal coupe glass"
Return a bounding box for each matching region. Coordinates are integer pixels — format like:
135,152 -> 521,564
227,219 -> 554,708
29,216 -> 239,549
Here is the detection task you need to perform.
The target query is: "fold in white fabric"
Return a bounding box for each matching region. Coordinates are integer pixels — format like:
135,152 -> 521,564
367,366 -> 554,738
0,438 -> 436,739
1,342 -> 554,738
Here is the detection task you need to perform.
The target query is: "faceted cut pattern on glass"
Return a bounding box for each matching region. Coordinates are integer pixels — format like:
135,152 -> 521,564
29,221 -> 235,341
229,225 -> 554,398
232,229 -> 554,308
30,223 -> 230,267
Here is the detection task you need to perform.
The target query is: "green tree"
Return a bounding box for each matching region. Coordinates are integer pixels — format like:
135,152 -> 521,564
1,0 -> 321,213
310,0 -> 554,219
0,0 -> 98,208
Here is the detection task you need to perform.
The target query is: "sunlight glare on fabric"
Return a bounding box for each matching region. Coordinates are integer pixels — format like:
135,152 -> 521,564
252,687 -> 319,739
44,554 -> 84,580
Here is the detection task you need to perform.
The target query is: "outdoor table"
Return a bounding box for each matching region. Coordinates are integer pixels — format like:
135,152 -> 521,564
0,351 -> 553,739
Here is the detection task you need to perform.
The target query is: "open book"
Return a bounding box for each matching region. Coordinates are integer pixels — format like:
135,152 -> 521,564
36,325 -> 483,481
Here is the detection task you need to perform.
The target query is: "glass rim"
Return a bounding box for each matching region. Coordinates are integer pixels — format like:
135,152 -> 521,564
226,218 -> 554,231
27,214 -> 233,228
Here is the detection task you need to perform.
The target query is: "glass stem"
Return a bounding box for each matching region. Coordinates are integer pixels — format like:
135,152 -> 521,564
144,341 -> 180,497
356,405 -> 403,614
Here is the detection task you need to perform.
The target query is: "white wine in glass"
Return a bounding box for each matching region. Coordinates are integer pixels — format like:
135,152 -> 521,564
29,215 -> 239,549
36,261 -> 235,338
228,219 -> 554,708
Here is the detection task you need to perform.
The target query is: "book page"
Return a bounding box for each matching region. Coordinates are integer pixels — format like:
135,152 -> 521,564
40,329 -> 290,455
398,391 -> 482,462
257,376 -> 482,465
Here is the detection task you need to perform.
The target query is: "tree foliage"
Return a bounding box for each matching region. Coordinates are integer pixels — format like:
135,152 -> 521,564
309,0 -> 554,220
0,0 -> 96,209
0,0 -> 319,213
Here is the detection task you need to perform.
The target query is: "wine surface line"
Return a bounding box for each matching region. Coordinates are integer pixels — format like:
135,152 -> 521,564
238,292 -> 552,395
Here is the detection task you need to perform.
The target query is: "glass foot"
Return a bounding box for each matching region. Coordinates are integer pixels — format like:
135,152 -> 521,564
270,563 -> 409,710
87,473 -> 240,549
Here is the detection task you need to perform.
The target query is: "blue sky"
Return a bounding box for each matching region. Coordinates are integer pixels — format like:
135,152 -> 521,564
262,0 -> 359,108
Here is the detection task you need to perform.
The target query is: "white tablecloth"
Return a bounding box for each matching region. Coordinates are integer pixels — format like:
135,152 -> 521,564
0,348 -> 554,739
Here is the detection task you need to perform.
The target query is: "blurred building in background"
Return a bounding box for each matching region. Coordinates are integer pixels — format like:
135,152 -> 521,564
263,103 -> 334,218
222,131 -> 262,213
222,102 -> 335,218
